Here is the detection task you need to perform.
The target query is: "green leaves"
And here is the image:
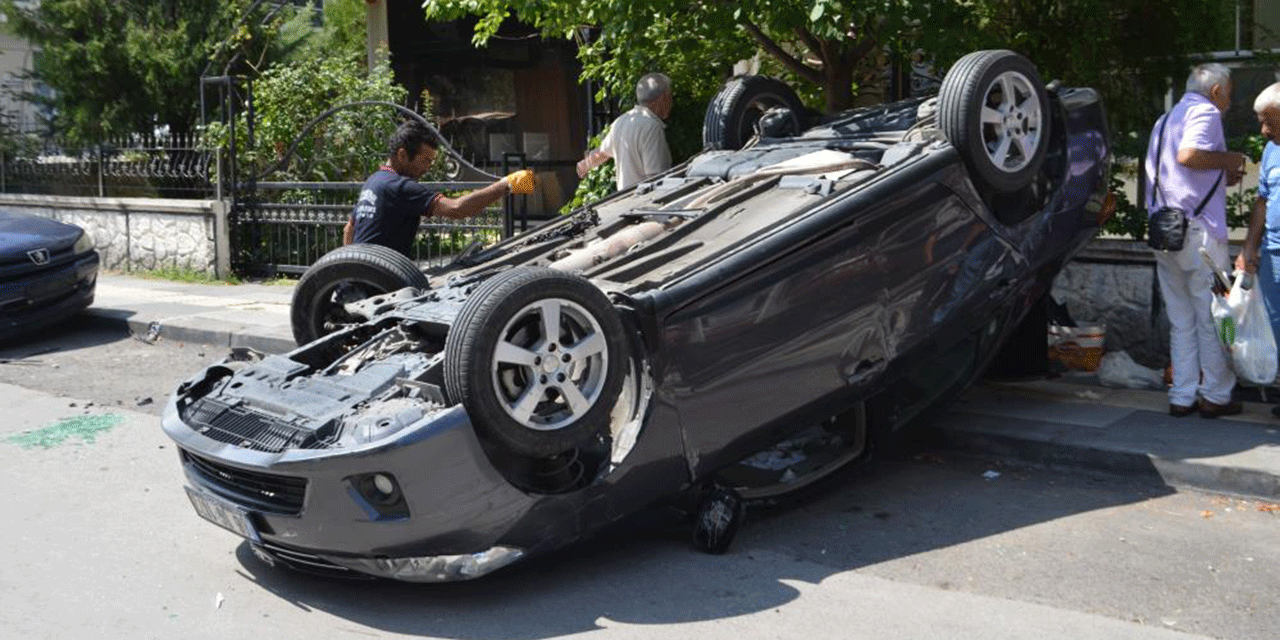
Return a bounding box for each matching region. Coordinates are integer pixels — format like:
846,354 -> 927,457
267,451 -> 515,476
809,1 -> 825,22
215,54 -> 414,184
0,0 -> 286,141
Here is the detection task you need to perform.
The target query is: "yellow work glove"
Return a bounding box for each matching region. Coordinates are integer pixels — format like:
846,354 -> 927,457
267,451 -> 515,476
506,170 -> 536,194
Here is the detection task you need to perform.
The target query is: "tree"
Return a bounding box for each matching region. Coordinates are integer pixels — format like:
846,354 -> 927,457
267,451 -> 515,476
0,0 -> 286,141
429,0 -> 1233,233
424,1 -> 960,114
426,1 -> 1229,132
925,0 -> 1231,136
208,55 -> 414,183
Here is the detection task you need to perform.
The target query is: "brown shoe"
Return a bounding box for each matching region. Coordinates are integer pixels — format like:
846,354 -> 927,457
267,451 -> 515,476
1199,399 -> 1243,419
1169,402 -> 1198,417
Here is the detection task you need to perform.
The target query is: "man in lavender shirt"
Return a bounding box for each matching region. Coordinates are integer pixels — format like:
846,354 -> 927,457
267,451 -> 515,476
1144,63 -> 1248,418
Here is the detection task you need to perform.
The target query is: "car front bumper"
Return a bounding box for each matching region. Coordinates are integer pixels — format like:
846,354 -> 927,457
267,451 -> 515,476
0,251 -> 98,340
161,390 -> 561,581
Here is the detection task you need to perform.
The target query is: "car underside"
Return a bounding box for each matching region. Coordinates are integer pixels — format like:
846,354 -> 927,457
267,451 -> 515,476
163,50 -> 1112,581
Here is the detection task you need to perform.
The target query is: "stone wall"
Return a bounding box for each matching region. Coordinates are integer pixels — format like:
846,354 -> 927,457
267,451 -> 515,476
1052,239 -> 1171,369
0,194 -> 230,276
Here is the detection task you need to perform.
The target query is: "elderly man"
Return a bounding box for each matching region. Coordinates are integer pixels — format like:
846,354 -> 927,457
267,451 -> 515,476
576,73 -> 673,190
1146,63 -> 1249,418
1235,82 -> 1280,415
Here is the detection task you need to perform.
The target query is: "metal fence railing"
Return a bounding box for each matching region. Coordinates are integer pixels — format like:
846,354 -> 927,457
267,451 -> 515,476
232,181 -> 508,276
0,126 -> 540,277
1,133 -> 215,198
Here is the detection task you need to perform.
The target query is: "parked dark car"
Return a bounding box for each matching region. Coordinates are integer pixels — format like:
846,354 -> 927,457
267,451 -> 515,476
163,51 -> 1113,582
0,211 -> 99,341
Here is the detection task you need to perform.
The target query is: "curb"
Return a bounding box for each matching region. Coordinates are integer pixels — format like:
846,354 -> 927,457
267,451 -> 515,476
937,416 -> 1280,500
84,308 -> 296,354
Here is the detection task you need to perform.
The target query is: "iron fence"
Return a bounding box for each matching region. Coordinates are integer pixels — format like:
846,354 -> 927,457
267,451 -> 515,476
233,181 -> 509,276
1,133 -> 215,198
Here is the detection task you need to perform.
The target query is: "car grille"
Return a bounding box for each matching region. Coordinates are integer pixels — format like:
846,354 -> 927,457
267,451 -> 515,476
185,398 -> 327,453
254,541 -> 370,580
0,246 -> 76,281
182,450 -> 307,514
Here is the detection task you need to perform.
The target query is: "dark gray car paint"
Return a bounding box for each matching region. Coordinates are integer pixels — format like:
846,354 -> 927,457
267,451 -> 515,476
163,86 -> 1109,574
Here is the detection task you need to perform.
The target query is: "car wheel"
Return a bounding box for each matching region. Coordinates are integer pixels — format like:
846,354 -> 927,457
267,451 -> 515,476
938,50 -> 1050,193
290,244 -> 428,346
703,76 -> 807,151
444,267 -> 628,458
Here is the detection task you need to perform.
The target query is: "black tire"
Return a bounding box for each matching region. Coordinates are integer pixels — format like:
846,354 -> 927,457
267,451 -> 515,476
703,76 -> 806,151
290,244 -> 428,346
444,267 -> 628,458
938,50 -> 1050,193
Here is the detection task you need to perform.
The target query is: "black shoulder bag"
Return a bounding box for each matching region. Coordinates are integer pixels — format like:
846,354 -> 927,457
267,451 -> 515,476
1147,112 -> 1224,252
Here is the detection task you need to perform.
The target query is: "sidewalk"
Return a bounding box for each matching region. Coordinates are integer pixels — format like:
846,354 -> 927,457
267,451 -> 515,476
85,273 -> 1280,501
88,273 -> 296,353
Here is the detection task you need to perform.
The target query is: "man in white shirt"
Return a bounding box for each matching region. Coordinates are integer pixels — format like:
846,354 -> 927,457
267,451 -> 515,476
1144,63 -> 1249,418
577,73 -> 673,190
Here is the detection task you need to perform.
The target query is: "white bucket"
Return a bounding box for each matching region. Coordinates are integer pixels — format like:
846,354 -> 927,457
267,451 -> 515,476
1048,323 -> 1106,372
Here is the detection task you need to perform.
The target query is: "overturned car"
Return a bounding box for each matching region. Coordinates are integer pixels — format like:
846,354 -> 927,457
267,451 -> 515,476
162,51 -> 1112,582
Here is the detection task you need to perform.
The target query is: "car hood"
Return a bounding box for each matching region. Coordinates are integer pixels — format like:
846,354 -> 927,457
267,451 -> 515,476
0,211 -> 82,258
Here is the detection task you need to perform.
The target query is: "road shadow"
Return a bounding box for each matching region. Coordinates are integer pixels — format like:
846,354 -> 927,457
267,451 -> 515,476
0,312 -> 132,357
228,449 -> 1174,639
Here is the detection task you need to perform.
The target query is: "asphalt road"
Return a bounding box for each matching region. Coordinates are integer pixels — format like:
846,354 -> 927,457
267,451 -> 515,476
1,318 -> 1277,640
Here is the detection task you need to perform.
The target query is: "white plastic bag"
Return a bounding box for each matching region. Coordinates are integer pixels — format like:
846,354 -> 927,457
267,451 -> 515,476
1209,269 -> 1278,385
1096,351 -> 1164,389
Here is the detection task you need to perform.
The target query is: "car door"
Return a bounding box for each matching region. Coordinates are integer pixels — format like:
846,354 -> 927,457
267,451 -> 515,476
660,162 -> 1006,478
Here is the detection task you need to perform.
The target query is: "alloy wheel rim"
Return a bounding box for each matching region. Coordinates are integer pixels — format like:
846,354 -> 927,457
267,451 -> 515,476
490,298 -> 609,431
979,70 -> 1042,173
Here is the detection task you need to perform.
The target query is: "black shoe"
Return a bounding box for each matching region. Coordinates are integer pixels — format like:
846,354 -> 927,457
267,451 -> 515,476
1199,400 -> 1243,419
1270,405 -> 1280,419
1169,402 -> 1198,418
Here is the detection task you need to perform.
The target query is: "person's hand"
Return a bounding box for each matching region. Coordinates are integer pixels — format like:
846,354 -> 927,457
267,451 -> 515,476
506,170 -> 536,194
576,158 -> 589,179
1236,251 -> 1259,274
1227,152 -> 1248,186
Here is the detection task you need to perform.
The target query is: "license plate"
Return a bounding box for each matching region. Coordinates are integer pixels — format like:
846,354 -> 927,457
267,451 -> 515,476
185,487 -> 260,542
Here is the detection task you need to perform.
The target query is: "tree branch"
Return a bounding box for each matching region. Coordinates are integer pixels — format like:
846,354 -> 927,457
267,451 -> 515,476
740,18 -> 823,85
848,34 -> 878,65
845,17 -> 887,64
794,26 -> 824,62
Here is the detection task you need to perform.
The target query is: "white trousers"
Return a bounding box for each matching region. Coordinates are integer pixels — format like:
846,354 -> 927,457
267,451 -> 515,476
1154,220 -> 1236,406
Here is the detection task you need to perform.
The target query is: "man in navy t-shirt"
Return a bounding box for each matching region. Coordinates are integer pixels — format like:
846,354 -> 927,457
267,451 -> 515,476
344,120 -> 535,258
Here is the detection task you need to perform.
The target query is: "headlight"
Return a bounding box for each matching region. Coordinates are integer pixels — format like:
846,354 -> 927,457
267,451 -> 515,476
72,231 -> 94,255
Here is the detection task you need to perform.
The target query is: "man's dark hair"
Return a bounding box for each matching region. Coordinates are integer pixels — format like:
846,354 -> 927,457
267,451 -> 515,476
388,119 -> 439,159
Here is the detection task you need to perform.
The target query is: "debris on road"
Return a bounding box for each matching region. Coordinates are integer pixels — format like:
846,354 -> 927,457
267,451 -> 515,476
982,470 -> 1001,480
133,321 -> 162,345
4,414 -> 124,449
135,397 -> 153,407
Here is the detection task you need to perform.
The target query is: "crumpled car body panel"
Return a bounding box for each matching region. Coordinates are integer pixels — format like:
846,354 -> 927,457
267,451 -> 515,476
162,86 -> 1110,581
